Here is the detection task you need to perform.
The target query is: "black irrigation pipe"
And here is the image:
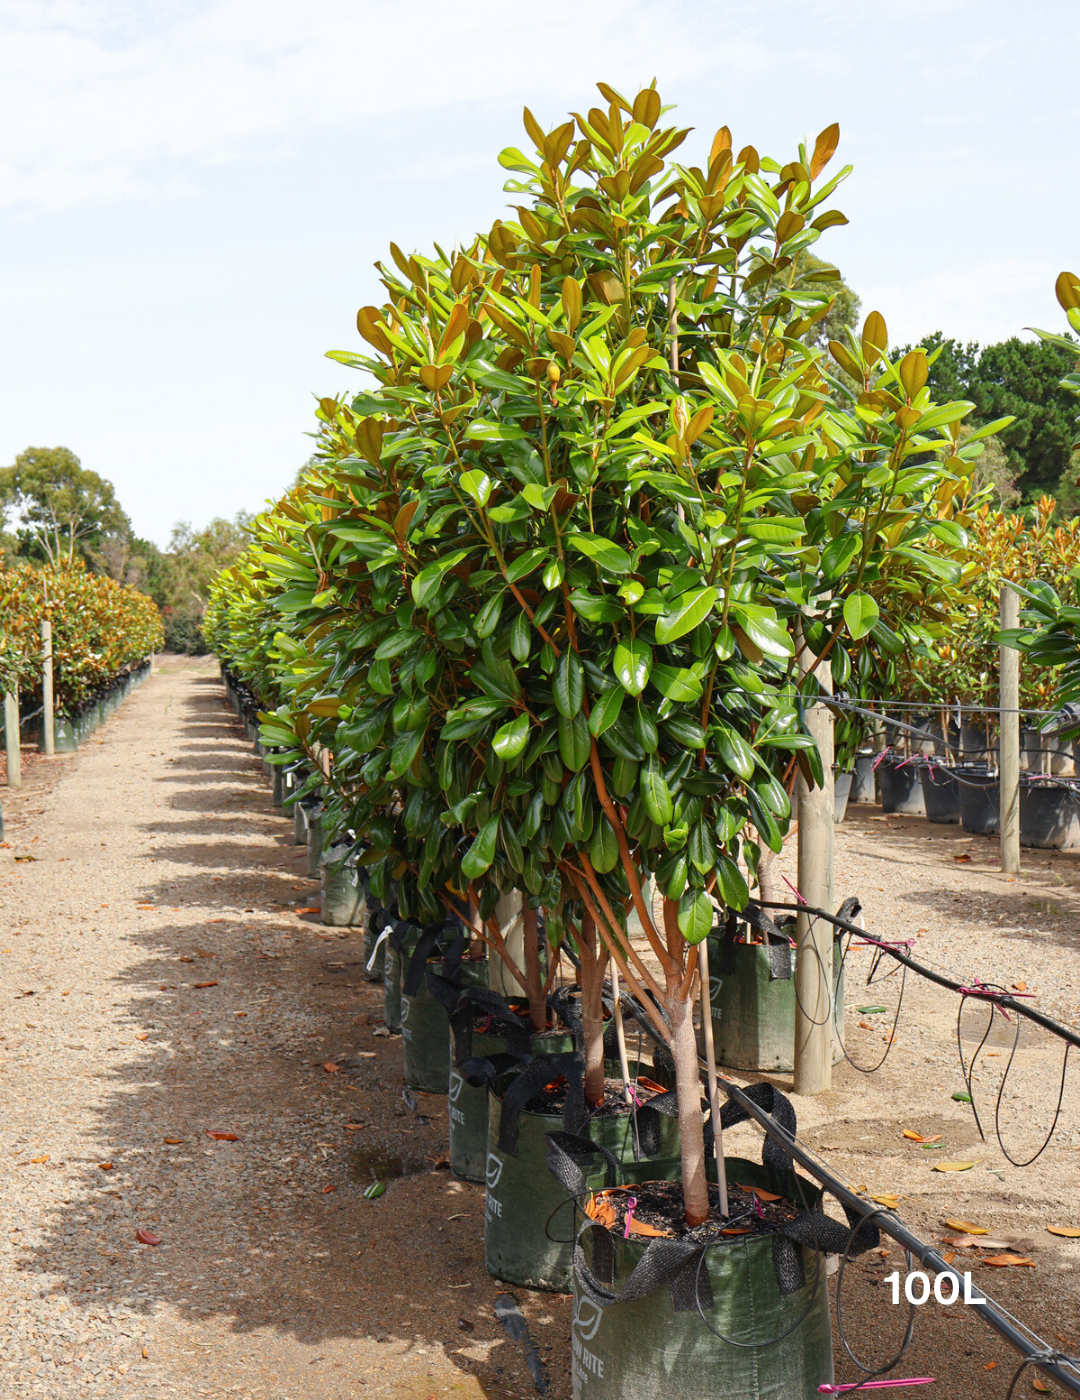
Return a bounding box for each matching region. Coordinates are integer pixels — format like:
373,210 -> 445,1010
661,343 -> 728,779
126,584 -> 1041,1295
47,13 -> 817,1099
614,994 -> 1080,1394
755,900 -> 1080,1052
716,1074 -> 1080,1395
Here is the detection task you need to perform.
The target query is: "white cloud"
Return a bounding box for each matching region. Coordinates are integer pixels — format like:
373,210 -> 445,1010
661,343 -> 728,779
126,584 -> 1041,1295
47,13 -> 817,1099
0,0 -> 765,209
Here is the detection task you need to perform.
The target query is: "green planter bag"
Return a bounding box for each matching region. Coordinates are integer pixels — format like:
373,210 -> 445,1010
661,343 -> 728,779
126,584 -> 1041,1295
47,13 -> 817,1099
362,903 -> 393,985
697,908 -> 846,1073
448,990 -> 574,1183
320,847 -> 366,927
484,1057 -> 681,1293
400,925 -> 486,1093
305,805 -> 325,878
44,717 -> 78,754
564,1084 -> 878,1400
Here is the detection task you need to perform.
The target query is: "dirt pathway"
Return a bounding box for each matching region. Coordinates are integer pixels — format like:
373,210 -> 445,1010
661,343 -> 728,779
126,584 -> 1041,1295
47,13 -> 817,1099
0,658 -> 551,1400
2,660 -> 1079,1399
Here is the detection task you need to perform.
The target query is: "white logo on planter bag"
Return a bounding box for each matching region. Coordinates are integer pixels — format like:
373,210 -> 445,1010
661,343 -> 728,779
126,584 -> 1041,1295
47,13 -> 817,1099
710,975 -> 722,1003
572,1295 -> 603,1344
400,997 -> 411,1024
449,1071 -> 463,1103
485,1152 -> 504,1189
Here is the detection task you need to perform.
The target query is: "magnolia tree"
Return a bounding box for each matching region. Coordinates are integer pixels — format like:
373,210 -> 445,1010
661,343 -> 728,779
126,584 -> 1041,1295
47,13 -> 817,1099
219,84 -> 982,1227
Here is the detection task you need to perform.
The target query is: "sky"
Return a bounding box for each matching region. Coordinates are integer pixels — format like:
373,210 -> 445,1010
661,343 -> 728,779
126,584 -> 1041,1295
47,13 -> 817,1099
0,0 -> 1077,546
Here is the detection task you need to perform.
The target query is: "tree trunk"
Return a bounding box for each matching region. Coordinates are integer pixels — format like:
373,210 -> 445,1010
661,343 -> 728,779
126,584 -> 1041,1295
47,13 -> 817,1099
522,903 -> 546,1033
668,987 -> 710,1226
578,911 -> 607,1109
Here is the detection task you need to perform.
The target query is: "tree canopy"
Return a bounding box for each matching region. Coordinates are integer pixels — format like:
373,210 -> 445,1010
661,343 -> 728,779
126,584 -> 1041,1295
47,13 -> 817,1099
0,446 -> 128,566
893,333 -> 1079,508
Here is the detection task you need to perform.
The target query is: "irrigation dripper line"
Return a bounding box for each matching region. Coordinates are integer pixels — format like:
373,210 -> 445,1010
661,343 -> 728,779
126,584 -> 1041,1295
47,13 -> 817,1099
755,901 -> 1080,1052
614,994 -> 1080,1395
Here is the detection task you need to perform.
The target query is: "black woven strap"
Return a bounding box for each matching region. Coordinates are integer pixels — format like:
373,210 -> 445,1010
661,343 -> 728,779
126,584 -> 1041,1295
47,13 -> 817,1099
402,918 -> 463,996
450,987 -> 535,1063
718,1081 -> 797,1176
458,1052 -> 521,1089
544,1130 -> 620,1196
497,1052 -> 586,1156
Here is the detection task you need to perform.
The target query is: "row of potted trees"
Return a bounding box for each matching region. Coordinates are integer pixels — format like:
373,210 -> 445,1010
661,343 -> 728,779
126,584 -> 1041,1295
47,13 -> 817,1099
0,560 -> 164,751
205,83 -> 991,1397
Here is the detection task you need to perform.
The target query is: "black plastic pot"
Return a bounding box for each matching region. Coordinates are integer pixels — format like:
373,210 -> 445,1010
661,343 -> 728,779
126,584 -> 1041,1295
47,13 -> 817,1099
850,751 -> 876,804
878,755 -> 925,816
958,766 -> 999,835
1019,780 -> 1080,849
919,764 -> 960,824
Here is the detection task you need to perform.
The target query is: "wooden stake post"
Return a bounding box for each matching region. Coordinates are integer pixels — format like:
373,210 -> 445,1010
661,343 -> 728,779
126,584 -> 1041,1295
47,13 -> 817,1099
40,621 -> 54,757
3,691 -> 19,789
1000,584 -> 1021,876
794,627 -> 835,1096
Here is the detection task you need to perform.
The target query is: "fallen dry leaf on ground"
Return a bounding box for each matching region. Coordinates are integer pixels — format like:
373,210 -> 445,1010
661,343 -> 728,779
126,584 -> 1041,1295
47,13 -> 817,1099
295,907 -> 320,915
1048,1227 -> 1080,1238
1014,981 -> 1027,992
985,1361 -> 998,1370
136,904 -> 155,909
942,1251 -> 955,1265
163,1138 -> 183,1145
1033,1375 -> 1051,1392
322,1062 -> 340,1073
192,980 -> 219,989
904,1131 -> 942,1143
871,1194 -> 902,1209
98,1162 -> 114,1171
135,1032 -> 149,1041
750,1188 -> 783,1202
205,1130 -> 238,1142
983,1254 -> 1035,1267
29,1155 -> 48,1164
343,1123 -> 365,1132
933,1161 -> 975,1172
944,1218 -> 986,1234
953,853 -> 972,863
321,1184 -> 337,1194
135,1229 -> 161,1246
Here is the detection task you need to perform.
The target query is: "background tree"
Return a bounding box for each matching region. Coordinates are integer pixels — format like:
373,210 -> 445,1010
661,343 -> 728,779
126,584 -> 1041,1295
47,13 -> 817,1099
894,333 -> 1079,508
0,447 -> 127,565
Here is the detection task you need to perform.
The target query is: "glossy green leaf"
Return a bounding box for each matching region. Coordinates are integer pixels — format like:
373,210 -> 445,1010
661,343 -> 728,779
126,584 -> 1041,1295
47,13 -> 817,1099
655,587 -> 718,645
568,532 -> 632,574
614,638 -> 652,696
588,815 -> 620,874
843,590 -> 880,640
558,711 -> 591,771
588,685 -> 625,736
639,754 -> 674,826
678,888 -> 714,945
553,649 -> 584,718
714,855 -> 749,911
460,816 -> 499,880
492,713 -> 530,761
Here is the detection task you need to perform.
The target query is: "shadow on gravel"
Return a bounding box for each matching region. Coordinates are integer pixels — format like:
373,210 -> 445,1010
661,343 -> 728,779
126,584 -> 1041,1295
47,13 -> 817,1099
16,679 -> 546,1399
840,808 -> 1080,955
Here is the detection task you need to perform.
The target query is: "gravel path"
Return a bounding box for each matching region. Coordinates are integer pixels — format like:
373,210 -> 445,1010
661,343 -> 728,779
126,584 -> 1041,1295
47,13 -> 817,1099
1,658 -> 1078,1399
0,658 -> 549,1400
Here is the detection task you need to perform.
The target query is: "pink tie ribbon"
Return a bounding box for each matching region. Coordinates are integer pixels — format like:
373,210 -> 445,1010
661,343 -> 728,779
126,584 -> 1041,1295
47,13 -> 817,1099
819,1381 -> 935,1394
